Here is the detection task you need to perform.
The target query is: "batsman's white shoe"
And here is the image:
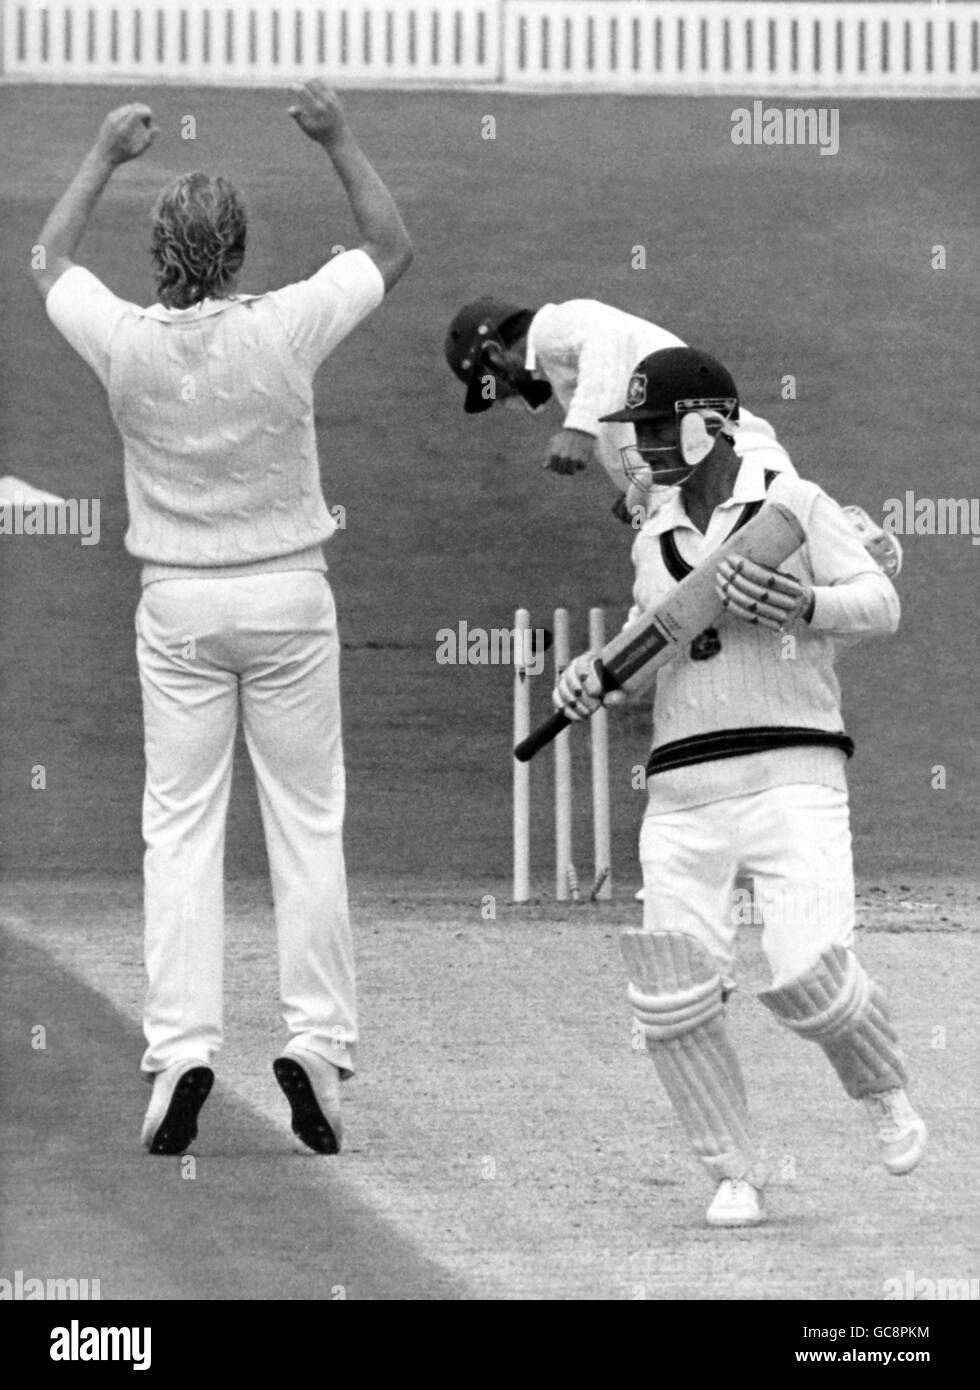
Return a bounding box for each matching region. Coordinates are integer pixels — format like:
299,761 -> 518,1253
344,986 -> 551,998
141,1059 -> 214,1155
706,1178 -> 766,1228
862,1088 -> 927,1175
273,1048 -> 342,1155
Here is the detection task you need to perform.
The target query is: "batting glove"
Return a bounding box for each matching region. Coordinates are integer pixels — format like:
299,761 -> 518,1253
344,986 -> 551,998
552,653 -> 626,720
553,652 -> 605,721
716,554 -> 815,632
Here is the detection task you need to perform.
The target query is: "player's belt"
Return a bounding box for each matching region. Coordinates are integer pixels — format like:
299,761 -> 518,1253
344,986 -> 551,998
645,725 -> 855,777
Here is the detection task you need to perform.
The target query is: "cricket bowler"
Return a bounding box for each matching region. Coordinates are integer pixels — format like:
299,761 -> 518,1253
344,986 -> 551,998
31,83 -> 412,1155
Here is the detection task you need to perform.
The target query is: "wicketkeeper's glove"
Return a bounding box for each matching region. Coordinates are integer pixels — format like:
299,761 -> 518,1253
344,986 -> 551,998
715,554 -> 815,631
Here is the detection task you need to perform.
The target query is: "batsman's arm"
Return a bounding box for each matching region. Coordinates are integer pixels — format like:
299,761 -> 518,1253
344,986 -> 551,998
289,81 -> 412,292
802,494 -> 900,637
31,104 -> 157,300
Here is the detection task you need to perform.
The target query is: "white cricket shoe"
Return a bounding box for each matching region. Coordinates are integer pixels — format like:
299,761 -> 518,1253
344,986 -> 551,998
635,887 -> 645,902
862,1088 -> 927,1175
706,1178 -> 766,1227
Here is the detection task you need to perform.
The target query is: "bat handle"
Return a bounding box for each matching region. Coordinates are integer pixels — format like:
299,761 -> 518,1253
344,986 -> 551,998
514,708 -> 571,762
513,660 -> 616,762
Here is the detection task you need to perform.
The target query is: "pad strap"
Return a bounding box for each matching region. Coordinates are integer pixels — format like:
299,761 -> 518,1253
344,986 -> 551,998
759,946 -> 907,1098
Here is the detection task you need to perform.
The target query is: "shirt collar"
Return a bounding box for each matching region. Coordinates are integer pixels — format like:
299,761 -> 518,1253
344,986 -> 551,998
638,487 -> 687,537
524,305 -> 552,374
638,457 -> 769,537
139,293 -> 261,322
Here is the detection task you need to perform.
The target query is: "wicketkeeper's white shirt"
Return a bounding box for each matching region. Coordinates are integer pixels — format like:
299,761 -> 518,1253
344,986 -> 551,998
525,299 -> 793,497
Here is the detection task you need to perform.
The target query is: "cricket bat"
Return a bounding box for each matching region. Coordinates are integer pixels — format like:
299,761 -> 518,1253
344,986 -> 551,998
514,501 -> 806,762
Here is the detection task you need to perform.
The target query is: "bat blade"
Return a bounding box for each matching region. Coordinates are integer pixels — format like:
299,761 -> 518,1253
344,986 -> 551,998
514,502 -> 805,762
604,501 -> 804,698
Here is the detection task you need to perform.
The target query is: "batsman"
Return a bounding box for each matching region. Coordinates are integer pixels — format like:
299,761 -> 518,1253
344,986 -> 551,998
551,346 -> 926,1227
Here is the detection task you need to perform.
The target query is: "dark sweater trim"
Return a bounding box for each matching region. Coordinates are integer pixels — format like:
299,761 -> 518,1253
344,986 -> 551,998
645,726 -> 855,777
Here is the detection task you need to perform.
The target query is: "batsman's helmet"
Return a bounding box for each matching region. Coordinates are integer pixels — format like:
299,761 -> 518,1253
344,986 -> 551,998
444,298 -> 535,414
602,347 -> 740,487
600,346 -> 740,427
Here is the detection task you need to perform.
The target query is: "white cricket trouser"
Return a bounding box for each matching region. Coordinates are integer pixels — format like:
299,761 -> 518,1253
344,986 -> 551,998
639,783 -> 855,989
136,571 -> 356,1078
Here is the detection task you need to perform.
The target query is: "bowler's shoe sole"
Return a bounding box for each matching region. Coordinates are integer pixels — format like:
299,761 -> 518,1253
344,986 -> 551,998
148,1067 -> 214,1156
273,1057 -> 340,1154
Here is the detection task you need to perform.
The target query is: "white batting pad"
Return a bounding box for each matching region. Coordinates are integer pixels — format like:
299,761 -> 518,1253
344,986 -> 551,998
622,930 -> 768,1186
759,945 -> 907,1098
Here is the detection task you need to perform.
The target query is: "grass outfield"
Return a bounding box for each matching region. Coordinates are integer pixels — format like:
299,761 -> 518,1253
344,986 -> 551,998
0,85 -> 977,886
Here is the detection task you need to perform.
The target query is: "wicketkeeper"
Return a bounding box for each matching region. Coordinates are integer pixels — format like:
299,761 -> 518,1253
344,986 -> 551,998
444,294 -> 902,578
444,295 -> 796,523
552,346 -> 926,1227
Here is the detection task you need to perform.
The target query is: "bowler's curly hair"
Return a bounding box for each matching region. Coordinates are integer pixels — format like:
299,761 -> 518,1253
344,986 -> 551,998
150,172 -> 247,309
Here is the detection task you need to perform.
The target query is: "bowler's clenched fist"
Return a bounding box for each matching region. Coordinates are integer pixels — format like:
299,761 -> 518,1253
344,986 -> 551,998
96,104 -> 158,165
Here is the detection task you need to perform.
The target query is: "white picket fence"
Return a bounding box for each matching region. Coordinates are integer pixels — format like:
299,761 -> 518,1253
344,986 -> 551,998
2,1 -> 978,92
0,1 -> 502,82
506,1 -> 980,91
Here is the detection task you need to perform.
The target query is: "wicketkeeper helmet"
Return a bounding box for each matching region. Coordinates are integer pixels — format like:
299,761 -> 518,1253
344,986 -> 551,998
444,298 -> 535,414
